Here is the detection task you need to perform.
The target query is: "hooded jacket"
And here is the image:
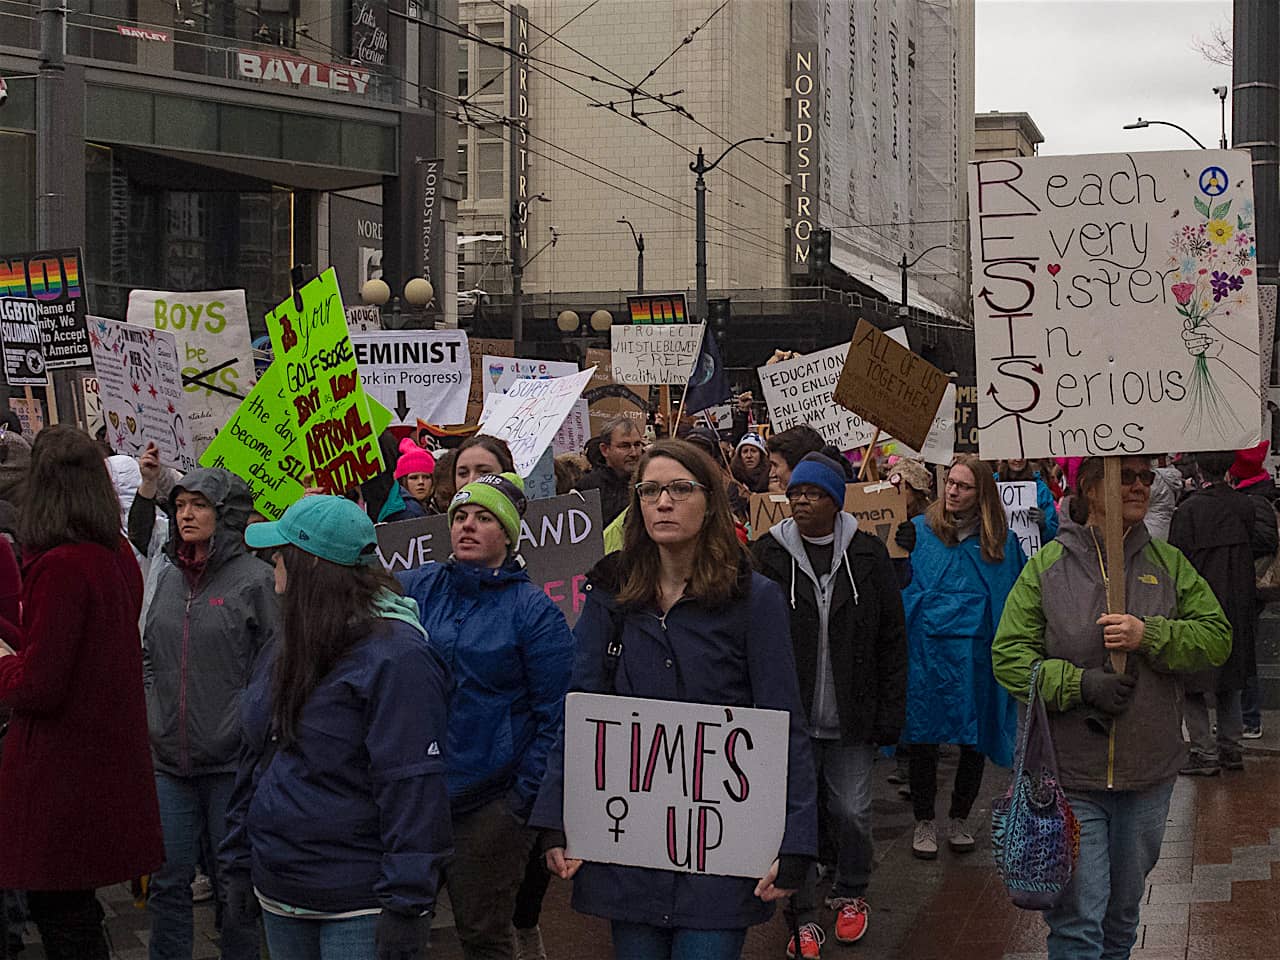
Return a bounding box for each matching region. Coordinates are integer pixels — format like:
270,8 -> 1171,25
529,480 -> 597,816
529,552 -> 817,932
398,556 -> 574,820
1144,465 -> 1186,541
138,469 -> 278,776
220,591 -> 452,916
902,515 -> 1025,767
992,514 -> 1230,792
751,513 -> 907,745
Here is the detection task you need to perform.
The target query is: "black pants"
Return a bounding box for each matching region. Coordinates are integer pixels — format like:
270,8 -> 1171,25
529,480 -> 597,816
909,744 -> 985,823
26,890 -> 108,960
512,843 -> 550,930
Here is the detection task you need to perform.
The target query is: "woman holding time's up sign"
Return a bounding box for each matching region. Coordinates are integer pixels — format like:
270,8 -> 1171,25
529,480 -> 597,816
532,439 -> 818,960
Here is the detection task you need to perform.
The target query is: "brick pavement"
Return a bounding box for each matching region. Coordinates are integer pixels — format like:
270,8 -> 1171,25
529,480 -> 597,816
12,727 -> 1280,959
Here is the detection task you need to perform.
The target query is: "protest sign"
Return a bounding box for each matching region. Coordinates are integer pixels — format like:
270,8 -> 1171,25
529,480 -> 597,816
553,399 -> 590,456
81,375 -> 102,430
201,364 -> 393,520
479,369 -> 596,476
264,269 -> 384,495
351,330 -> 470,425
0,297 -> 48,386
999,481 -> 1042,558
375,489 -> 604,624
481,355 -> 578,398
127,288 -> 256,454
953,379 -> 979,454
524,447 -> 557,500
758,343 -> 878,450
611,323 -> 705,386
8,397 -> 43,435
465,338 -> 514,421
969,149 -> 1261,460
585,348 -> 647,436
88,317 -> 195,471
562,692 -> 790,878
344,303 -> 382,332
0,248 -> 91,368
892,383 -> 958,465
626,293 -> 689,324
748,481 -> 910,558
833,319 -> 948,451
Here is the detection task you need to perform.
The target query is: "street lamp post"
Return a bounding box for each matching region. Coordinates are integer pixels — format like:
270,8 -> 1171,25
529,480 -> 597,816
899,245 -> 951,318
617,217 -> 645,292
690,136 -> 787,322
1122,117 -> 1208,149
1213,85 -> 1230,149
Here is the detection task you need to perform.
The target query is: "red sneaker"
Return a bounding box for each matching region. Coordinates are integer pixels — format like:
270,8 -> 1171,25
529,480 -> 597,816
833,897 -> 869,944
786,921 -> 825,959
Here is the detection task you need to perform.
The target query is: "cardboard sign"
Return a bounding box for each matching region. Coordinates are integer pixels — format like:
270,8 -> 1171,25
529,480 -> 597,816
344,304 -> 383,332
585,348 -> 647,436
758,343 -> 878,450
891,383 -> 958,465
748,481 -> 910,558
479,369 -> 595,476
833,319 -> 948,451
351,330 -> 470,425
562,693 -> 789,878
627,293 -> 689,324
88,317 -> 195,471
201,363 -> 393,520
481,355 -> 578,398
968,149 -> 1262,459
264,269 -> 384,495
81,375 -> 102,430
0,248 -> 91,368
0,297 -> 48,385
375,489 -> 605,624
8,397 -> 44,435
611,323 -> 705,386
953,379 -> 979,454
127,288 -> 257,455
464,338 -> 514,422
999,481 -> 1042,558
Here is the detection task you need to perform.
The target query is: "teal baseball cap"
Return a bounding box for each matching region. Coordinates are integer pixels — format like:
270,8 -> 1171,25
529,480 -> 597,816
245,495 -> 379,567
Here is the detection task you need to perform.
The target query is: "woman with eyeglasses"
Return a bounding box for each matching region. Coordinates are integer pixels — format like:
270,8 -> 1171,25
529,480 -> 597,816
533,440 -> 818,960
992,456 -> 1228,958
901,454 -> 1026,861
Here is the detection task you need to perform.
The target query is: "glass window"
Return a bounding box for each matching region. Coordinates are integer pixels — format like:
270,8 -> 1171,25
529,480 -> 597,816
282,113 -> 341,164
477,138 -> 503,199
219,103 -> 282,158
457,38 -> 469,97
475,22 -> 505,94
457,142 -> 469,199
85,86 -> 153,145
340,119 -> 395,173
0,133 -> 35,252
155,95 -> 218,152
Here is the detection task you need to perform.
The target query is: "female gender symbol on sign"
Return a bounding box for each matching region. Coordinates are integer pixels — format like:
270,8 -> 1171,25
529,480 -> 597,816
606,796 -> 629,841
1199,166 -> 1229,196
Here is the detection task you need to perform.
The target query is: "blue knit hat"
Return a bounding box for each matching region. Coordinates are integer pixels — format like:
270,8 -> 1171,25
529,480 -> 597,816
786,452 -> 847,507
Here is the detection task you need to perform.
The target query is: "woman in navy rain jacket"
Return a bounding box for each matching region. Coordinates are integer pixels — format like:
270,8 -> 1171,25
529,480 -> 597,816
533,440 -> 817,960
220,496 -> 451,960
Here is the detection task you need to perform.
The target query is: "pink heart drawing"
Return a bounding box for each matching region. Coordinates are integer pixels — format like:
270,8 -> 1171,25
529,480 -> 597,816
1047,263 -> 1061,276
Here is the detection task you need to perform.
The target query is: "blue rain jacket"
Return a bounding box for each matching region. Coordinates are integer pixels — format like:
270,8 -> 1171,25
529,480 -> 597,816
902,515 -> 1025,767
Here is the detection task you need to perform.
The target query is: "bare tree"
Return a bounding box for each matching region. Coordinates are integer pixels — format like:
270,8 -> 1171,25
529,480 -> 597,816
1192,19 -> 1232,66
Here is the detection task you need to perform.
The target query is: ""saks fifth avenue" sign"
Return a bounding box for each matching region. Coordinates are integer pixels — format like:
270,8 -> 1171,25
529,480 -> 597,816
236,50 -> 371,95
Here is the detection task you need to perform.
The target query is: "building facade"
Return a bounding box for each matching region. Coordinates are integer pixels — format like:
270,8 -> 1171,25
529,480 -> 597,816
974,110 -> 1043,161
1,0 -> 459,331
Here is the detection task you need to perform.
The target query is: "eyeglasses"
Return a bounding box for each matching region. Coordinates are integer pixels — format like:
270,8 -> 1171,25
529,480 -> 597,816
1121,469 -> 1156,487
610,440 -> 646,452
635,480 -> 705,503
944,478 -> 977,492
786,489 -> 827,504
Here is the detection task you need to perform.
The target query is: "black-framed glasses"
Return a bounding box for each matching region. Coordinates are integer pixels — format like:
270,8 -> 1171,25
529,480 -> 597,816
635,480 -> 705,503
786,489 -> 826,504
1121,469 -> 1156,487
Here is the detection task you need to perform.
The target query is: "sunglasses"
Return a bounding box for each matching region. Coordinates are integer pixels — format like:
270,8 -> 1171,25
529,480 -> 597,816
1122,469 -> 1156,487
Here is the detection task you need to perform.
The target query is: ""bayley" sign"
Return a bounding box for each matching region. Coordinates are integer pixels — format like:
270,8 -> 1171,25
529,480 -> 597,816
236,50 -> 371,95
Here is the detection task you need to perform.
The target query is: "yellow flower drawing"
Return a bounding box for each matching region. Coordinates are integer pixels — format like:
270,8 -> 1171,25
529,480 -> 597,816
1207,219 -> 1234,245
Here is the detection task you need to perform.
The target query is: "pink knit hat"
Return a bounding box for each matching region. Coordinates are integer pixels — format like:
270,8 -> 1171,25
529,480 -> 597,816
395,437 -> 436,480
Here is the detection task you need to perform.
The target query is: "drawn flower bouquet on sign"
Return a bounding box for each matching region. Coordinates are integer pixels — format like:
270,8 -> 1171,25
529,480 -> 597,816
1167,165 -> 1258,436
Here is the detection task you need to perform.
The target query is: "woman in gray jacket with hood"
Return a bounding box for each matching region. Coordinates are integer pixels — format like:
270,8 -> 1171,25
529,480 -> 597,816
128,453 -> 277,960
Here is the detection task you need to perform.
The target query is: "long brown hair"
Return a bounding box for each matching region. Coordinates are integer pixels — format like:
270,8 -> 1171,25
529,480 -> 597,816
453,434 -> 514,484
19,425 -> 122,554
617,440 -> 746,608
925,454 -> 1008,563
272,544 -> 403,746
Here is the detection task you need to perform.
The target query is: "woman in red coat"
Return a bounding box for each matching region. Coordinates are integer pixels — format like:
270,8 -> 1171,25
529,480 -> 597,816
0,426 -> 163,959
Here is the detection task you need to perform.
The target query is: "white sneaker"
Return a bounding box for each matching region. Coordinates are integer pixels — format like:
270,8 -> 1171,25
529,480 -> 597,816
949,817 -> 976,852
912,819 -> 938,860
512,925 -> 547,960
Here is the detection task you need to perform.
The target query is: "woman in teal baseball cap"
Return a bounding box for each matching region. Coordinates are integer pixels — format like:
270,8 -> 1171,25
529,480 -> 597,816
220,496 -> 452,960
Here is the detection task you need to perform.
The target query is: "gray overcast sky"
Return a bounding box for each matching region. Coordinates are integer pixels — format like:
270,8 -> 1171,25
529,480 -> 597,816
976,0 -> 1234,156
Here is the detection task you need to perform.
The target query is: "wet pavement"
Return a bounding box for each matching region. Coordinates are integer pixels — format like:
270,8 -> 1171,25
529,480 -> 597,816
14,714 -> 1280,959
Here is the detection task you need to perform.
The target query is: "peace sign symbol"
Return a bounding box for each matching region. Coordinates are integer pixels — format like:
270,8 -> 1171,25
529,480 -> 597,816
1199,166 -> 1229,196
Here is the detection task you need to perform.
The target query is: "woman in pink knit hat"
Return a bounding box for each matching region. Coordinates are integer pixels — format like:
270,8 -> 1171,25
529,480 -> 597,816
381,438 -> 437,522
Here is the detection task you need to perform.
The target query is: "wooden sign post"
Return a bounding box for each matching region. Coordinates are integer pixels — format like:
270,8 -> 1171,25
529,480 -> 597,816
1102,458 -> 1127,673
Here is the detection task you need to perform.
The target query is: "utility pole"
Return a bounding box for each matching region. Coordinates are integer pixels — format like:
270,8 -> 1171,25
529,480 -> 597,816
510,202 -> 524,352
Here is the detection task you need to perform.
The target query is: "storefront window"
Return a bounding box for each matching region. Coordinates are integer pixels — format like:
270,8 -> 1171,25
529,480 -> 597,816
0,133 -> 35,253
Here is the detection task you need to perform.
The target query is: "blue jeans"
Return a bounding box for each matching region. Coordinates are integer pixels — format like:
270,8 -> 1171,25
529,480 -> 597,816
149,772 -> 260,960
610,922 -> 747,960
1242,675 -> 1262,729
794,740 -> 873,921
262,912 -> 378,960
1045,780 -> 1174,960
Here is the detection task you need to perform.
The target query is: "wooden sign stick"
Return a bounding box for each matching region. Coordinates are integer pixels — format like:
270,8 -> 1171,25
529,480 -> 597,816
1103,457 -> 1127,672
44,383 -> 59,425
857,428 -> 881,481
659,385 -> 672,437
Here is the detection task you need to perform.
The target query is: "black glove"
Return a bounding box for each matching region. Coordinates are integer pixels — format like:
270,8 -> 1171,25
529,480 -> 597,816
894,521 -> 917,553
1028,506 -> 1046,526
225,875 -> 260,927
1079,664 -> 1137,717
376,910 -> 429,960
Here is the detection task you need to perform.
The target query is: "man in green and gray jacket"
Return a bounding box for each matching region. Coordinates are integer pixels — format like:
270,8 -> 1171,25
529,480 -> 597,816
991,455 -> 1229,960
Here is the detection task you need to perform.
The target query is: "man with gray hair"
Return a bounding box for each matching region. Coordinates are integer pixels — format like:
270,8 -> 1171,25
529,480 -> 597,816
577,416 -> 645,523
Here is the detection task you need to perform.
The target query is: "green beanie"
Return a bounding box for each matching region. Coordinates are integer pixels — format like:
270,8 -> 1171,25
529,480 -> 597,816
448,472 -> 528,547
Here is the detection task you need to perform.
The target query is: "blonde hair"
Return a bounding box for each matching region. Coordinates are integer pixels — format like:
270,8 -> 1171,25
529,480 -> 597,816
925,454 -> 1008,563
